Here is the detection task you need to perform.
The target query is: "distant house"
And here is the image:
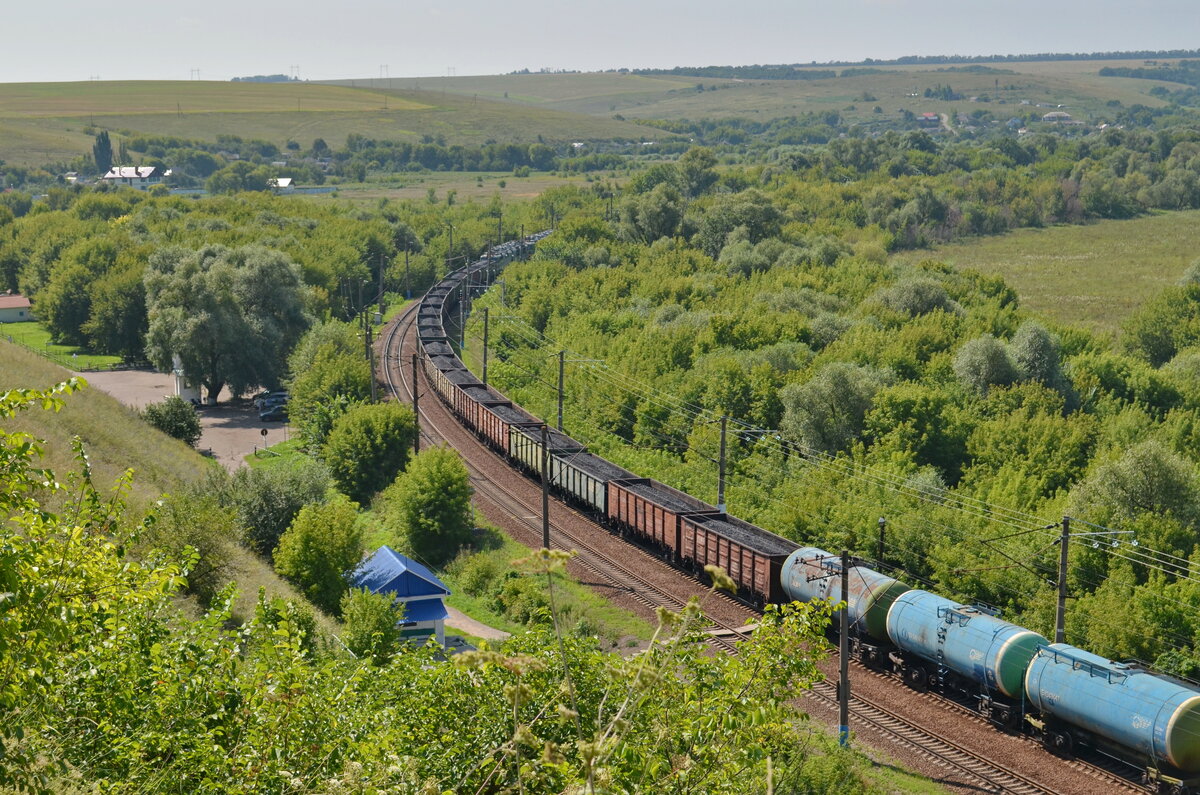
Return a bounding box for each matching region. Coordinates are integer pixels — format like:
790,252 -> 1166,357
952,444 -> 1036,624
268,177 -> 294,194
351,546 -> 450,647
918,112 -> 940,128
0,293 -> 33,323
100,166 -> 172,190
1042,111 -> 1072,123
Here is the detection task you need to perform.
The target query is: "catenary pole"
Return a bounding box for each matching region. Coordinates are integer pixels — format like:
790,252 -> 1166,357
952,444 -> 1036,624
411,353 -> 420,456
482,307 -> 489,386
541,423 -> 551,550
1056,516 -> 1070,644
839,549 -> 850,748
717,416 -> 727,513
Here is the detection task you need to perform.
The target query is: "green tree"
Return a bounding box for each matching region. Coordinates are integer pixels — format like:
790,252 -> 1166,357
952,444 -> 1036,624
340,588 -> 404,664
142,395 -> 203,447
323,402 -> 418,504
274,496 -> 363,615
93,130 -> 113,175
953,334 -> 1018,395
384,445 -> 474,565
1070,439 -> 1200,530
144,245 -> 310,402
780,363 -> 889,454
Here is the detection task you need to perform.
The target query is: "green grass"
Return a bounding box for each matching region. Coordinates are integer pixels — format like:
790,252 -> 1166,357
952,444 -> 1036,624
245,437 -> 306,469
0,321 -> 123,370
893,209 -> 1200,334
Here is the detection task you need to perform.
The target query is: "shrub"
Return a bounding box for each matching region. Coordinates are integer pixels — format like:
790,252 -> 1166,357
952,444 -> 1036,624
139,492 -> 237,605
323,402 -> 418,504
142,395 -> 202,446
340,588 -> 403,664
273,495 -> 363,615
874,277 -> 960,318
383,445 -> 473,566
780,363 -> 889,454
953,334 -> 1018,395
216,458 -> 332,556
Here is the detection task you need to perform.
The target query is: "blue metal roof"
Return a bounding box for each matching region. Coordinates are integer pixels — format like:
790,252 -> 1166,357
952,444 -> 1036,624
351,546 -> 451,598
401,599 -> 449,624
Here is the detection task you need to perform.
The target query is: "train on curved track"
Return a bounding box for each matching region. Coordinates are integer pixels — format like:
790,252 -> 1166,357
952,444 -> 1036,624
413,232 -> 1200,795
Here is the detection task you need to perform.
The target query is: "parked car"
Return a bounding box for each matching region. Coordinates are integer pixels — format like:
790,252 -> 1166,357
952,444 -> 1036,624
254,391 -> 289,409
260,404 -> 288,422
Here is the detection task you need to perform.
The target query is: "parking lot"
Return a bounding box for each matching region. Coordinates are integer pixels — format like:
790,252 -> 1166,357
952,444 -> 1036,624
77,369 -> 290,471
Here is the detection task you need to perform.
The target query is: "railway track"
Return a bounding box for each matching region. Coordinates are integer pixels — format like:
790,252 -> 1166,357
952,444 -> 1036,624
380,297 -> 1137,795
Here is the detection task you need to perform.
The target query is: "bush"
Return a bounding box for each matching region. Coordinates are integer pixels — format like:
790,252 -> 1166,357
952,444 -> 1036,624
142,395 -> 202,446
216,458 -> 332,556
953,334 -> 1018,395
273,495 -> 363,615
139,492 -> 237,605
340,588 -> 403,664
780,363 -> 888,454
383,445 -> 473,566
874,277 -> 960,318
323,402 -> 418,504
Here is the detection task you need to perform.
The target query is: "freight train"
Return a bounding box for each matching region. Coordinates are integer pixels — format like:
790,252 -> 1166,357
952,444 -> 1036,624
415,233 -> 1200,794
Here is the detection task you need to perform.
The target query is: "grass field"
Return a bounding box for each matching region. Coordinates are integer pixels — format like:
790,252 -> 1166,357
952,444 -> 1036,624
354,57 -> 1183,125
894,209 -> 1200,334
0,81 -> 654,167
0,320 -> 123,370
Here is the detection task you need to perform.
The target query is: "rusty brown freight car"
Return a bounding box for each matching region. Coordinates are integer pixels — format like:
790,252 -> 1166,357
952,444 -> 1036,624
478,402 -> 538,454
679,514 -> 795,606
606,479 -> 721,557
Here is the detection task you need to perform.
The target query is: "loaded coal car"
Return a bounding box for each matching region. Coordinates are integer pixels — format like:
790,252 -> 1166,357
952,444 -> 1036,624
679,514 -> 796,607
550,451 -> 635,516
509,424 -> 584,478
438,369 -> 484,423
886,589 -> 1046,731
606,478 -> 721,558
418,314 -> 449,342
781,547 -> 909,668
1025,644 -> 1200,792
477,402 -> 538,456
421,340 -> 455,359
457,384 -> 511,437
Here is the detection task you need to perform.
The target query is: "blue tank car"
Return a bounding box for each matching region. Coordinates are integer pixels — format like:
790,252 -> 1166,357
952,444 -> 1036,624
1025,643 -> 1200,775
886,589 -> 1047,728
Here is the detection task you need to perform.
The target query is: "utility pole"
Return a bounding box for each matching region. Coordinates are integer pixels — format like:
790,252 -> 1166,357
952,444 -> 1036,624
405,245 -> 411,299
520,224 -> 525,258
1056,516 -> 1070,644
717,415 -> 727,513
557,350 -> 565,432
378,253 -> 385,316
541,423 -> 551,550
458,279 -> 466,351
366,323 -> 377,403
446,225 -> 453,276
482,307 -> 489,386
877,517 -> 887,566
411,353 -> 420,456
839,549 -> 851,748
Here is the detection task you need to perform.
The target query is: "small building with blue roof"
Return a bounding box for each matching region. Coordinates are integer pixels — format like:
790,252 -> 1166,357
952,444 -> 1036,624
351,546 -> 451,646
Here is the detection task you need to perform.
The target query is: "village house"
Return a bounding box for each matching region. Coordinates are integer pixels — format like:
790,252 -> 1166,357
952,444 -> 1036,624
100,166 -> 172,190
351,546 -> 451,647
0,293 -> 33,323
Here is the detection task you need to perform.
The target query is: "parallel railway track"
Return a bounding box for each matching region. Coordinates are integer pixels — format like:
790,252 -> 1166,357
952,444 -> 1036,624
381,294 -> 1141,795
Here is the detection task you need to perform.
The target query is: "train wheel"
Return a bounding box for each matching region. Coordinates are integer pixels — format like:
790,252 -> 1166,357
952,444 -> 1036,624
1042,729 -> 1073,758
902,666 -> 928,692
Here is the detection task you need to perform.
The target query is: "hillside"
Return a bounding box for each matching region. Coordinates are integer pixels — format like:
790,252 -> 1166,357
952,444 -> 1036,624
355,57 -> 1183,123
0,80 -> 654,167
893,209 -> 1200,334
0,341 -> 336,628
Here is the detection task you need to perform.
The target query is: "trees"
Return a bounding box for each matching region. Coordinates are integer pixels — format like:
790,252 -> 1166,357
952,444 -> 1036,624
323,402 -> 418,504
780,363 -> 889,454
287,321 -> 372,448
273,496 -> 363,615
339,588 -> 403,664
142,395 -> 203,447
144,245 -> 309,402
953,334 -> 1018,395
213,458 -> 332,556
93,131 -> 113,175
384,445 -> 474,566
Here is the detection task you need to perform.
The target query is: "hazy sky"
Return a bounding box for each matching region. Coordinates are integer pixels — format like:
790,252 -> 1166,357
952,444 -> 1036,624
6,0 -> 1198,84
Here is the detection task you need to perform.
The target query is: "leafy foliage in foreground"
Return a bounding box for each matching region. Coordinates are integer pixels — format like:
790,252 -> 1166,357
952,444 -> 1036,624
1,383 -> 871,793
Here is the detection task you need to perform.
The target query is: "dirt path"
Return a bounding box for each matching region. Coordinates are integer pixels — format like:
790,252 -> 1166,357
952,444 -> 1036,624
77,369 -> 289,471
445,605 -> 510,641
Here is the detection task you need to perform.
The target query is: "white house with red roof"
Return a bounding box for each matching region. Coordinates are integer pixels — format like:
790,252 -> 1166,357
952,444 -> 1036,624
0,293 -> 33,323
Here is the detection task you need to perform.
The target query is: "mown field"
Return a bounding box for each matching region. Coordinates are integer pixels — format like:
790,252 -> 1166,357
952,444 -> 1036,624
357,57 -> 1179,123
0,80 -> 653,166
894,209 -> 1200,335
